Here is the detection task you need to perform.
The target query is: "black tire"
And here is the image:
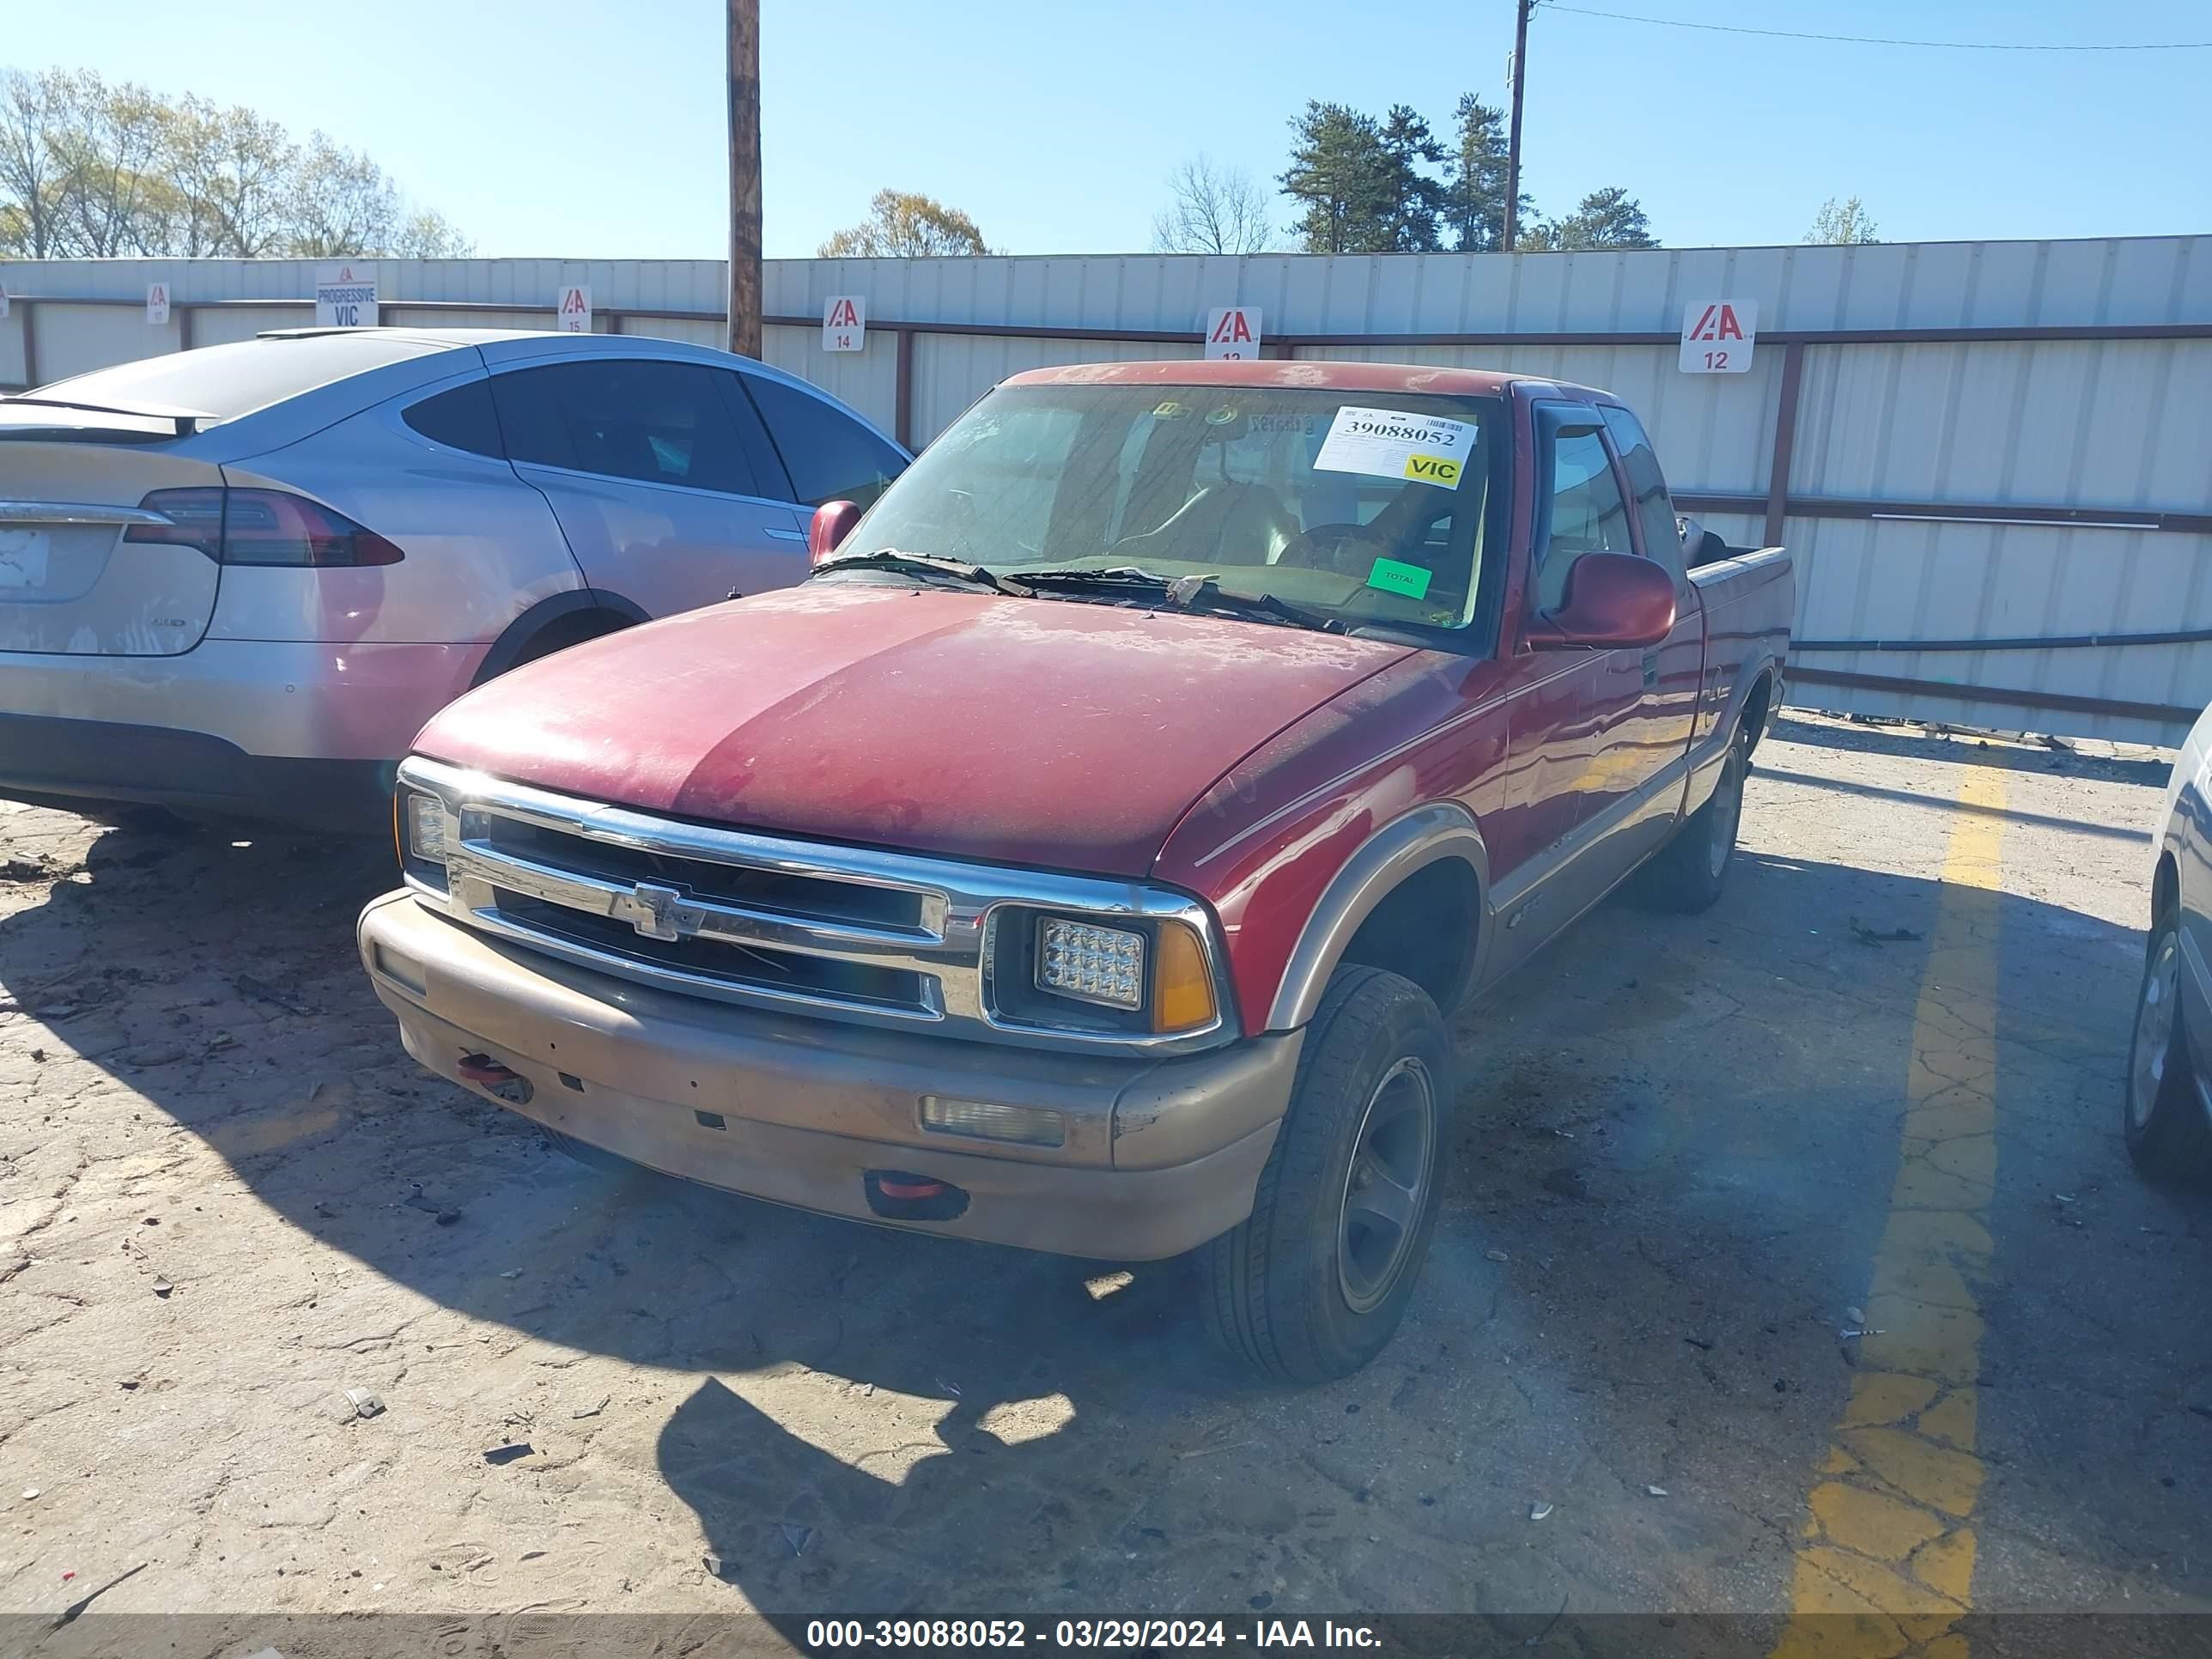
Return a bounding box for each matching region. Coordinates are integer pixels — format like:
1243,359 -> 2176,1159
1637,726 -> 1748,914
2124,904 -> 2212,1185
1200,965 -> 1452,1383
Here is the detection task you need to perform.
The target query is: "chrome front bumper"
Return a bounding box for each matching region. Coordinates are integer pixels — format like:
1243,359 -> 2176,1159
357,891 -> 1299,1260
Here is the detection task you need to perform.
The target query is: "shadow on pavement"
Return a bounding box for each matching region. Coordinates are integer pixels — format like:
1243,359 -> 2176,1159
1770,713 -> 2174,788
1,783 -> 2206,1616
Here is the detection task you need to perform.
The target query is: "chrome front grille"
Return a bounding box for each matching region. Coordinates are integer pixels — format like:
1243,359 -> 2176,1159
393,757 -> 1237,1054
440,791 -> 957,1024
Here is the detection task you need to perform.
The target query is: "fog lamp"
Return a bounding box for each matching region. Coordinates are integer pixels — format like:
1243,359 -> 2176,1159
1036,917 -> 1145,1009
921,1095 -> 1066,1148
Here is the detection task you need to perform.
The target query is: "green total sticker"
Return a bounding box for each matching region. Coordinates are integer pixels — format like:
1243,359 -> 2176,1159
1366,557 -> 1432,599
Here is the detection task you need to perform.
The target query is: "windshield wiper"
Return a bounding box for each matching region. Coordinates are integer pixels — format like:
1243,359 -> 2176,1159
810,548 -> 1016,593
1007,567 -> 1346,634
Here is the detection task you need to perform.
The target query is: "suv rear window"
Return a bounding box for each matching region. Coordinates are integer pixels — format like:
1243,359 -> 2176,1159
32,332 -> 459,421
403,380 -> 504,458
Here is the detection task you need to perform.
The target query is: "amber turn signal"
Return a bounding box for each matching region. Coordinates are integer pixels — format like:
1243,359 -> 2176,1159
1151,921 -> 1217,1033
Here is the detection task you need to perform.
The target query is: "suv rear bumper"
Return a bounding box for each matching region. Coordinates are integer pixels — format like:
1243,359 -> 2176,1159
0,640 -> 482,827
357,891 -> 1299,1260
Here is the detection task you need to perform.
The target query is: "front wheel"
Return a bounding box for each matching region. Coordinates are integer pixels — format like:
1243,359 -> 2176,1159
2124,906 -> 2212,1185
1200,966 -> 1452,1382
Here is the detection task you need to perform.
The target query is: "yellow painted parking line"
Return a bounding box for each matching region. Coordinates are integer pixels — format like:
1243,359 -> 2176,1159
1771,764 -> 2006,1659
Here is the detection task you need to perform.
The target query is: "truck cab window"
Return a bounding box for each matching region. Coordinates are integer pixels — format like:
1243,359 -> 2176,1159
1536,416 -> 1632,612
1600,405 -> 1687,586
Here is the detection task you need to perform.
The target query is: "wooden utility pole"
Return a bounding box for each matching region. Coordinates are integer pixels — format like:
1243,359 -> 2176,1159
1502,0 -> 1532,252
726,0 -> 762,358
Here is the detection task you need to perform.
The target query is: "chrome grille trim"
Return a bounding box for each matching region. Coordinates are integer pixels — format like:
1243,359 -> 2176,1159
396,756 -> 1237,1055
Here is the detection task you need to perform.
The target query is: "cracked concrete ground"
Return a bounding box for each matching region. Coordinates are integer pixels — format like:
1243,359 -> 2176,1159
0,713 -> 2204,1646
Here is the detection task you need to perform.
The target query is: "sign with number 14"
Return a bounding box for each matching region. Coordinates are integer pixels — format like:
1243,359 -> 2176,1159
822,295 -> 866,352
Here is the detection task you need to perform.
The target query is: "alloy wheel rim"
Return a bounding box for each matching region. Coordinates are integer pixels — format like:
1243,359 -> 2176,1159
1338,1056 -> 1437,1314
2131,933 -> 2179,1130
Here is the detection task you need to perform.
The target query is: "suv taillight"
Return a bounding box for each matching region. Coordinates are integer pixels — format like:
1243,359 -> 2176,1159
125,487 -> 404,567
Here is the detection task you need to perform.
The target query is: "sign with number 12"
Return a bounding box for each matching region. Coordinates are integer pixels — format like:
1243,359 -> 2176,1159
1680,300 -> 1757,374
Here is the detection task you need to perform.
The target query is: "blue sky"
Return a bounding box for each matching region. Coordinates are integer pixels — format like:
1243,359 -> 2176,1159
9,0 -> 2209,258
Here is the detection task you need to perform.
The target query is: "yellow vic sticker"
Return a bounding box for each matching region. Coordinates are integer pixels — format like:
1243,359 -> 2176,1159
1403,453 -> 1462,486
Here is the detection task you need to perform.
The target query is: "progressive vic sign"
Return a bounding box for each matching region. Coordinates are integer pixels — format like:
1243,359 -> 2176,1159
316,264 -> 380,329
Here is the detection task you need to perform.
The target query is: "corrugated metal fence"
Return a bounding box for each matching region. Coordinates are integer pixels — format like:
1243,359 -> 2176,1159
3,240 -> 2207,744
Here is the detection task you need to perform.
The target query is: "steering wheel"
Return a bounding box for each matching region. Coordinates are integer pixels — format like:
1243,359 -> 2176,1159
1276,521 -> 1386,577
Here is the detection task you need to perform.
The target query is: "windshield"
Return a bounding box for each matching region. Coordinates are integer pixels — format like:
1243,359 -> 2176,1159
838,383 -> 1510,633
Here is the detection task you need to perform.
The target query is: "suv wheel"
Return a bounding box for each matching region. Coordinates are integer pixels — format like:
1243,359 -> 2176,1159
1200,965 -> 1452,1382
2124,903 -> 2212,1185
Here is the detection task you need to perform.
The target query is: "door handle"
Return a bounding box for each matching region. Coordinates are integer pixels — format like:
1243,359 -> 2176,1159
1641,653 -> 1658,689
766,526 -> 806,543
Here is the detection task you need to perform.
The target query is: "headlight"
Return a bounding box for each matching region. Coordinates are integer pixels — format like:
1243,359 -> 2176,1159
1018,914 -> 1219,1035
404,791 -> 451,864
398,789 -> 453,894
1036,917 -> 1145,1009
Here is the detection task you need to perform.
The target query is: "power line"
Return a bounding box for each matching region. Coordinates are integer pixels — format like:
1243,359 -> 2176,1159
1540,3 -> 2212,52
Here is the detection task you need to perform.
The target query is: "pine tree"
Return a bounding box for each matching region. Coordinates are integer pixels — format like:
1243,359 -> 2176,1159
1441,94 -> 1534,252
1526,186 -> 1657,251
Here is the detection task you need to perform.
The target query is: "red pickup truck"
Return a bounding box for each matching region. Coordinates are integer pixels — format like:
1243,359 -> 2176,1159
357,361 -> 1791,1381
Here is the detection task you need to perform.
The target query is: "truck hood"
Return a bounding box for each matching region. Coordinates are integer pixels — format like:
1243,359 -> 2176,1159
414,582 -> 1413,877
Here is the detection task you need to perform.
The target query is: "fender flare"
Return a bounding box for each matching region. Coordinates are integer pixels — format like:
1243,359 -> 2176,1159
1706,653 -> 1782,755
1263,802 -> 1492,1032
472,588 -> 650,686
1735,655 -> 1784,744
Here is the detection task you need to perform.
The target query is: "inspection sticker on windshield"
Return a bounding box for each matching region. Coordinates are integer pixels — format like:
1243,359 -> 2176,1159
1366,557 -> 1432,599
1314,406 -> 1474,489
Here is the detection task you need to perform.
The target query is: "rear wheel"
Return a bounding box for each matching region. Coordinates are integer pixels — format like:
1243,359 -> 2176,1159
1637,726 -> 1747,914
2124,906 -> 2212,1185
1200,965 -> 1451,1382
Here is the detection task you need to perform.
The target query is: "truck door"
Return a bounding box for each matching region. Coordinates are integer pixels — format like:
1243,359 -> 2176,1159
1600,405 -> 1705,817
1490,404 -> 1649,950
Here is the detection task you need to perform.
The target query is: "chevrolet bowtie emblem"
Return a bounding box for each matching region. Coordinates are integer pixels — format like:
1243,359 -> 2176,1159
629,881 -> 684,942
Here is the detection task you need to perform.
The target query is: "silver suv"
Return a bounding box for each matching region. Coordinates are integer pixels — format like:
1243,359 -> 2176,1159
0,328 -> 907,829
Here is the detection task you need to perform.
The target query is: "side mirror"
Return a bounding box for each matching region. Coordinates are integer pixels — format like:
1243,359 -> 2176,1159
1524,552 -> 1676,650
808,500 -> 861,565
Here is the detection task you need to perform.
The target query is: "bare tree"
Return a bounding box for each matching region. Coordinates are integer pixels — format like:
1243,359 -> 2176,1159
1805,196 -> 1880,245
286,133 -> 402,258
395,208 -> 473,258
0,64 -> 473,259
0,69 -> 69,258
163,97 -> 296,256
1152,155 -> 1275,255
46,71 -> 173,256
